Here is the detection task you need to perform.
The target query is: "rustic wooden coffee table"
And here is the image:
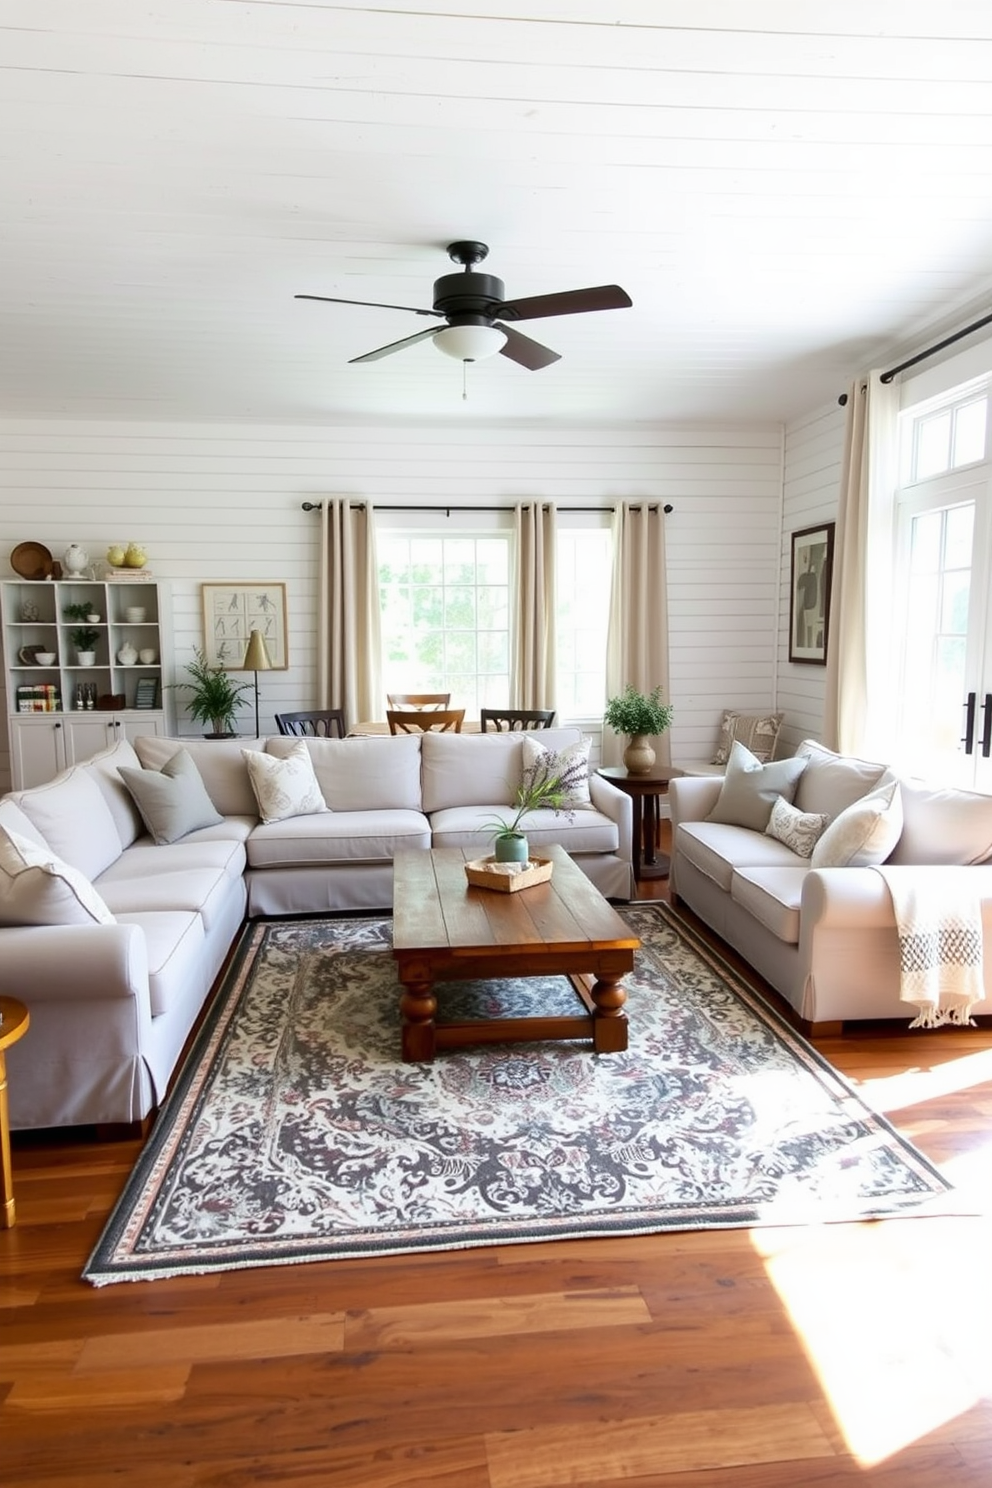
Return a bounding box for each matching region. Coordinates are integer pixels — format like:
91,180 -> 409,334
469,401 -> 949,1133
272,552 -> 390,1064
392,844 -> 640,1062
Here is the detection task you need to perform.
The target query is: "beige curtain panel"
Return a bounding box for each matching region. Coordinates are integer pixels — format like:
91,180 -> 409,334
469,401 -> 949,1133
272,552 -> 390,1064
318,499 -> 382,727
603,501 -> 672,767
513,501 -> 557,709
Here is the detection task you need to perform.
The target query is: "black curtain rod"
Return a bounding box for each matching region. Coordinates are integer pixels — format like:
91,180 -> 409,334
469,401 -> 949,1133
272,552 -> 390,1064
301,501 -> 673,514
838,306 -> 992,405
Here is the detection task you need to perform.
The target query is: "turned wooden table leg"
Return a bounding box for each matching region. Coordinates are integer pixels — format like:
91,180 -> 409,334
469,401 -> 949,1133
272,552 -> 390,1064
400,979 -> 438,1062
590,976 -> 628,1053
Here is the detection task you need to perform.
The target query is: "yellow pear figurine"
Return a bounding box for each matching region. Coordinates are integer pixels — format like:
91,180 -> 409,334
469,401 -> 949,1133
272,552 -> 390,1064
106,544 -> 125,566
124,542 -> 147,568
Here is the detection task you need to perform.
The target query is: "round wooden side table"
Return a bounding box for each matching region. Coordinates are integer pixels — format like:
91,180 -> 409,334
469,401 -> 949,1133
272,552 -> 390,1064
0,997 -> 30,1228
597,766 -> 684,883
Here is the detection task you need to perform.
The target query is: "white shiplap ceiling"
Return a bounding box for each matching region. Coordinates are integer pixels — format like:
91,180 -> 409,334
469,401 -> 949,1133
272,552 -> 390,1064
3,0 -> 992,426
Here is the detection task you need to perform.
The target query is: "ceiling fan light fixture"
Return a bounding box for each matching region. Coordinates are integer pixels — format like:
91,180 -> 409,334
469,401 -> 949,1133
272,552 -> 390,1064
432,324 -> 507,362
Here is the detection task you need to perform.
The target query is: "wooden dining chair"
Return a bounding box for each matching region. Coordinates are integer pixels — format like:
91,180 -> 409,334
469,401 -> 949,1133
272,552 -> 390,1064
274,708 -> 348,739
481,708 -> 557,731
387,708 -> 464,735
385,692 -> 451,710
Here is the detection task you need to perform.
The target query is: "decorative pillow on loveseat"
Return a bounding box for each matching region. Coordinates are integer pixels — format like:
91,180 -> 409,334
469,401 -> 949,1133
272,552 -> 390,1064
809,778 -> 903,868
764,796 -> 829,858
706,741 -> 806,832
119,747 -> 225,844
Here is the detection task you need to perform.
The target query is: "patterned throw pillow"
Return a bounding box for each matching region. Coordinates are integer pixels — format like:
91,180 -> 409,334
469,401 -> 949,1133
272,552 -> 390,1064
521,735 -> 592,808
0,823 -> 116,927
764,796 -> 829,858
712,711 -> 785,766
243,741 -> 328,824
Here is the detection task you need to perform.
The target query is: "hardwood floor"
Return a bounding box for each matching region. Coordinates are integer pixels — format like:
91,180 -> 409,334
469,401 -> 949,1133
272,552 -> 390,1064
4,837 -> 992,1486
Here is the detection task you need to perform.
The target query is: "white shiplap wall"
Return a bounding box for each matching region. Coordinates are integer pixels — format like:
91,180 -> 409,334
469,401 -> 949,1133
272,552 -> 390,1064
777,400 -> 847,756
0,418 -> 784,793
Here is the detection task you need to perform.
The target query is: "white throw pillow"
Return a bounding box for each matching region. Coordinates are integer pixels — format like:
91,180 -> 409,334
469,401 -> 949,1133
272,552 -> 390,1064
705,741 -> 807,832
810,779 -> 903,868
119,748 -> 225,845
0,823 -> 116,927
243,741 -> 328,824
521,734 -> 592,808
764,796 -> 829,858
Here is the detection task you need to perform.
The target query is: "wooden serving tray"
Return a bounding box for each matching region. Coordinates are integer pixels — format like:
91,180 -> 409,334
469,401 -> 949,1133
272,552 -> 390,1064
464,855 -> 554,892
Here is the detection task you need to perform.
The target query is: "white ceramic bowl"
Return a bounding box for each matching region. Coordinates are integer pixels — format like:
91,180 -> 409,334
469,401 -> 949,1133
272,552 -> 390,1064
125,607 -> 146,623
35,652 -> 56,665
138,649 -> 157,664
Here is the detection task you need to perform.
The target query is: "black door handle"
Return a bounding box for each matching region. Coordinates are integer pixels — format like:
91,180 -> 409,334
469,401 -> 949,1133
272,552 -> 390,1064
982,694 -> 992,759
964,691 -> 977,753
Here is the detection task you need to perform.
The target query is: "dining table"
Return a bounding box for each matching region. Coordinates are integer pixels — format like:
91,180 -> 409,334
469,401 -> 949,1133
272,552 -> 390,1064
348,720 -> 483,736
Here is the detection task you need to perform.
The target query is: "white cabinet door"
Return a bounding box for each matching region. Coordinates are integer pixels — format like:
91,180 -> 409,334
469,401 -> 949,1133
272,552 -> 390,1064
9,717 -> 68,788
62,714 -> 116,763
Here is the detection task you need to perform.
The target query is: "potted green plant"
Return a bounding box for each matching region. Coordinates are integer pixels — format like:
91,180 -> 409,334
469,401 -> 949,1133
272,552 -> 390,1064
170,647 -> 252,738
69,626 -> 100,665
64,600 -> 102,623
603,684 -> 674,776
478,773 -> 573,863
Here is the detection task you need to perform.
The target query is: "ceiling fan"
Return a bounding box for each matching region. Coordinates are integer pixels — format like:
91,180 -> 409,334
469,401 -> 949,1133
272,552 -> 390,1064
296,240 -> 632,370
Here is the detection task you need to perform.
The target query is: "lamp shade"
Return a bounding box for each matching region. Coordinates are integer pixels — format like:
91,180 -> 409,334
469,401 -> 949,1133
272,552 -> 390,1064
242,628 -> 273,671
433,324 -> 507,362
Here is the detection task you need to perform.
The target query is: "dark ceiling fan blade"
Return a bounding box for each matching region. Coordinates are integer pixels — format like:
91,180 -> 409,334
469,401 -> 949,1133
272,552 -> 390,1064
348,325 -> 440,363
296,293 -> 440,319
495,323 -> 561,371
496,284 -> 632,322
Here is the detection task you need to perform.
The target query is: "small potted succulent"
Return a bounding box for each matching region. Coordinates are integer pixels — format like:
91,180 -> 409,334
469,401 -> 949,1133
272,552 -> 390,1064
170,647 -> 252,738
69,626 -> 100,665
479,772 -> 573,863
603,684 -> 674,775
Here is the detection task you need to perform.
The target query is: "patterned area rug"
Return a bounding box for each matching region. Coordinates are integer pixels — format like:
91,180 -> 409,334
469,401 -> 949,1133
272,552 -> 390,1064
84,903 -> 952,1284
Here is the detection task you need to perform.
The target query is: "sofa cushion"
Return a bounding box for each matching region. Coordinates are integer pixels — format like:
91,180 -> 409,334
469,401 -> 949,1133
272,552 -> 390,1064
765,797 -> 829,858
246,809 -> 431,867
14,766 -> 124,880
730,867 -> 806,945
0,798 -> 48,849
98,837 -> 247,886
421,727 -> 583,813
430,804 -> 619,855
810,779 -> 903,868
705,741 -> 806,832
114,909 -> 206,1018
83,739 -> 146,848
243,742 -> 327,823
133,735 -> 266,816
119,748 -> 225,844
713,710 -> 784,765
521,734 -> 592,808
887,779 -> 992,866
676,820 -> 804,892
0,823 -> 116,927
792,739 -> 888,818
264,734 -> 423,812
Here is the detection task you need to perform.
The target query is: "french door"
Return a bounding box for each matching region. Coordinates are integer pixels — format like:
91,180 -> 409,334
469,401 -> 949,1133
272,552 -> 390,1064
893,469 -> 992,788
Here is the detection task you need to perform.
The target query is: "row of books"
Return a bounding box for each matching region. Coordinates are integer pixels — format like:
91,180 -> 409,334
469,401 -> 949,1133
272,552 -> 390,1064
17,683 -> 61,713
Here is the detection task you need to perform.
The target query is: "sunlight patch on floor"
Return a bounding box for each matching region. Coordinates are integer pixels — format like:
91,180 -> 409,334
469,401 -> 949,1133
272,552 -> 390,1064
751,1220 -> 992,1467
852,1046 -> 992,1115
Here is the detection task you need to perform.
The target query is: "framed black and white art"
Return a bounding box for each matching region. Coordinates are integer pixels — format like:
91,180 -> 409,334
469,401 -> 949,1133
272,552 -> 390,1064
788,523 -> 834,665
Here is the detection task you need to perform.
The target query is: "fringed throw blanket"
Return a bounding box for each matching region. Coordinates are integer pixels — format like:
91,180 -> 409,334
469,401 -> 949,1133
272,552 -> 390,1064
874,866 -> 984,1028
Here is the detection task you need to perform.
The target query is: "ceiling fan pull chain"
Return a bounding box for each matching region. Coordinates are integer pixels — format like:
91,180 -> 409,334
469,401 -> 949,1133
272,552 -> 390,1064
462,362 -> 468,401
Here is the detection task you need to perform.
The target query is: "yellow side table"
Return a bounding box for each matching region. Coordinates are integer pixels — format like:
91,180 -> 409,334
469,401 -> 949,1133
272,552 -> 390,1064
0,998 -> 30,1228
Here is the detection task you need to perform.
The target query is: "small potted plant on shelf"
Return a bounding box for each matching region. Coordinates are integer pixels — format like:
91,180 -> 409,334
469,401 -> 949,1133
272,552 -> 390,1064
603,684 -> 674,776
63,600 -> 101,623
479,773 -> 574,864
170,647 -> 252,738
69,627 -> 100,665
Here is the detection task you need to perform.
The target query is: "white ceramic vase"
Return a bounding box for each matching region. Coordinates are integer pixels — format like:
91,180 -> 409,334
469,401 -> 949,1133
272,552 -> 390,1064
63,544 -> 89,575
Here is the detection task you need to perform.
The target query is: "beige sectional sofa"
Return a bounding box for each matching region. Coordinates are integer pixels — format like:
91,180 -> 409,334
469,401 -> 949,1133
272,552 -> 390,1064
0,727 -> 632,1130
670,738 -> 992,1030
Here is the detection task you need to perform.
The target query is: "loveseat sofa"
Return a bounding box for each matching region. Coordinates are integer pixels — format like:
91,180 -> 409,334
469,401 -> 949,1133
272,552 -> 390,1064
0,727 -> 632,1130
670,738 -> 992,1031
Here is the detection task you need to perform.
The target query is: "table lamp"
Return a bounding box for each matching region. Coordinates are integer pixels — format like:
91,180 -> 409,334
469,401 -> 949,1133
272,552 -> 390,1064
242,628 -> 273,737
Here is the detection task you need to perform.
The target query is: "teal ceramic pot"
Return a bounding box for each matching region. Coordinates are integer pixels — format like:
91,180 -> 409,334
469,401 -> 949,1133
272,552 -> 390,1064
494,833 -> 529,864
